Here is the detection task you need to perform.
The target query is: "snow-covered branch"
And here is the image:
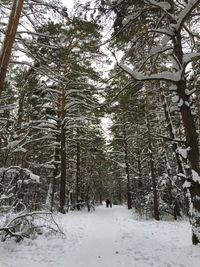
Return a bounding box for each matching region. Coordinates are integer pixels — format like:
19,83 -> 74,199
176,0 -> 200,32
118,62 -> 182,83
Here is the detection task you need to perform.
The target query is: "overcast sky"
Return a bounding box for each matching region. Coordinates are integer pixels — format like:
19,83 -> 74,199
61,0 -> 73,9
61,0 -> 87,9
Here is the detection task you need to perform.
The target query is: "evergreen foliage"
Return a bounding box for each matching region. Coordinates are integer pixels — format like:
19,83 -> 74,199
1,0 -> 200,245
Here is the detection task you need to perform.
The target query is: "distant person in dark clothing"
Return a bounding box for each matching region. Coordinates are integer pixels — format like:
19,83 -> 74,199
106,198 -> 112,208
106,198 -> 110,208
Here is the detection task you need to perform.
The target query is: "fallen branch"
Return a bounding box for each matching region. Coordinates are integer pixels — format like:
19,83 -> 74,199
0,211 -> 65,242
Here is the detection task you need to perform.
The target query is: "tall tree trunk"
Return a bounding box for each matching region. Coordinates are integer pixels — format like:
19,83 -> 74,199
59,86 -> 66,214
137,153 -> 143,189
76,128 -> 81,210
136,147 -> 143,213
159,87 -> 184,175
118,176 -> 123,205
122,113 -> 132,209
145,83 -> 160,220
0,0 -> 24,96
172,20 -> 200,243
51,133 -> 60,212
98,163 -> 103,204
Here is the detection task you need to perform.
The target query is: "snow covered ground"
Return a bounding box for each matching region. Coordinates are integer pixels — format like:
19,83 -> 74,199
0,205 -> 199,267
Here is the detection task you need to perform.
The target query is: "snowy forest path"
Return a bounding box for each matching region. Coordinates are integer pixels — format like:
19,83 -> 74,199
0,205 -> 200,267
64,205 -> 133,267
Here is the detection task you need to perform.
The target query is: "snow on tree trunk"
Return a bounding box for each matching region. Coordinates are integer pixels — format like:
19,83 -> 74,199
172,29 -> 200,244
159,86 -> 184,175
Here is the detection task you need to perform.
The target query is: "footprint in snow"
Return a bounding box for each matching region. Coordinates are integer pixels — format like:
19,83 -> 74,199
121,233 -> 131,239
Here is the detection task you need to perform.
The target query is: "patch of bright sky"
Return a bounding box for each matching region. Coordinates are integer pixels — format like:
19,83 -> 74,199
61,0 -> 87,9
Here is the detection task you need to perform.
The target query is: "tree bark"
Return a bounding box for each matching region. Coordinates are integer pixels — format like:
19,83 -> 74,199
51,133 -> 60,212
122,112 -> 132,210
172,27 -> 200,244
159,87 -> 184,175
145,83 -> 160,220
59,85 -> 66,214
76,128 -> 81,210
0,0 -> 24,96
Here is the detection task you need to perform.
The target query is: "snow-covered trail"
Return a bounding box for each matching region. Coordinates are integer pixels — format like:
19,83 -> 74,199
65,205 -> 133,267
0,205 -> 200,267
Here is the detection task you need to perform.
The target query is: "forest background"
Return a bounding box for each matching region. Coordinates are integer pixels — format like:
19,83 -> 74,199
1,0 -> 200,246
